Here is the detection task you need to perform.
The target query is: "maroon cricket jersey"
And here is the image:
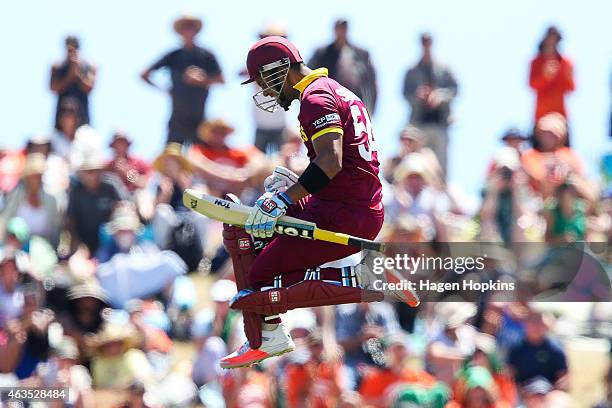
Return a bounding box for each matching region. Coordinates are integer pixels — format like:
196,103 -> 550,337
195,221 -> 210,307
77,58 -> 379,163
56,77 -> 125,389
295,68 -> 382,207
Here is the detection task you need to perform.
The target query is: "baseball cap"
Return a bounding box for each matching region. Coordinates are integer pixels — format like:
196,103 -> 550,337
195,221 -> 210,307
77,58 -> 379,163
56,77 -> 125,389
501,127 -> 527,141
242,36 -> 303,85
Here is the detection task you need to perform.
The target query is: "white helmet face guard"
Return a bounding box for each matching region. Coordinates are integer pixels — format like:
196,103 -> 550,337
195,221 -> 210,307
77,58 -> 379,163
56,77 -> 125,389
252,57 -> 291,113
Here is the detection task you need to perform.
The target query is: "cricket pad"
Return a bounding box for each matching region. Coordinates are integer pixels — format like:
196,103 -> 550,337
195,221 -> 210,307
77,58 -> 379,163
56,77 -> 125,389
230,280 -> 384,315
223,224 -> 263,349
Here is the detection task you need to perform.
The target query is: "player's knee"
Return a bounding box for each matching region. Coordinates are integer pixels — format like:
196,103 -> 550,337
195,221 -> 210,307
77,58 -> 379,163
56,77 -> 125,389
248,259 -> 268,289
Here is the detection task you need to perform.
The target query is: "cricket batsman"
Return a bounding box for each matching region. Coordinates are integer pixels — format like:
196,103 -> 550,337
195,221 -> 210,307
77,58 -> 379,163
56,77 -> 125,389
220,36 -> 394,368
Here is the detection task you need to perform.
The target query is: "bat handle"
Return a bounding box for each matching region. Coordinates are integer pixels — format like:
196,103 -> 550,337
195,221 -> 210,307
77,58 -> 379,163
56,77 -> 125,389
347,236 -> 385,252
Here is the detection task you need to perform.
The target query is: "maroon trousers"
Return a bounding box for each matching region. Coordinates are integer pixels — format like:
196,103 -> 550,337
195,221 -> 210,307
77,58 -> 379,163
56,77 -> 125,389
248,197 -> 384,290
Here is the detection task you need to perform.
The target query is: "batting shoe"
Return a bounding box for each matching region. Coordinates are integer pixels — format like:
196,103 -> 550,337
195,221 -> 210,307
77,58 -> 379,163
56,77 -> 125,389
220,323 -> 295,369
356,264 -> 420,307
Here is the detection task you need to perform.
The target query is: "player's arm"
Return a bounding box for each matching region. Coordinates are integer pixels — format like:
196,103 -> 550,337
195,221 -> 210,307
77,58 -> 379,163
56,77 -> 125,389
283,130 -> 343,203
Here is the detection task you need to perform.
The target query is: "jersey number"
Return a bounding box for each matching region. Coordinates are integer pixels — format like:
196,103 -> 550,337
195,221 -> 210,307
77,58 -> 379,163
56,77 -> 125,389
350,104 -> 377,162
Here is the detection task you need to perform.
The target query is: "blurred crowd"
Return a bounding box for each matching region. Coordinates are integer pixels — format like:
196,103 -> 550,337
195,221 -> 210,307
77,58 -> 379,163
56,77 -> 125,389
1,14 -> 611,408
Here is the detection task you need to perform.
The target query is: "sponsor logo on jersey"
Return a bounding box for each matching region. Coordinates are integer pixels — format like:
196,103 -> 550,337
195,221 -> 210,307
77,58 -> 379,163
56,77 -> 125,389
238,238 -> 251,251
312,113 -> 341,130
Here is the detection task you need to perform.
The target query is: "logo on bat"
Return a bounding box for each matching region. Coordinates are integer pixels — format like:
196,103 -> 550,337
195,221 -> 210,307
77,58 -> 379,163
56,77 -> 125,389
214,199 -> 230,209
275,224 -> 314,239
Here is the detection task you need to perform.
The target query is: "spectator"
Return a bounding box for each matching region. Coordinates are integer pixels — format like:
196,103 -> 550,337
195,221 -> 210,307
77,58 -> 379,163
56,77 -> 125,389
151,144 -> 206,267
66,151 -> 123,254
309,19 -> 378,113
383,125 -> 442,185
50,98 -> 82,161
87,321 -> 155,389
95,202 -> 155,263
445,366 -> 512,408
50,36 -> 96,128
335,302 -> 400,390
507,310 -> 568,389
106,131 -> 151,194
95,233 -> 189,309
125,300 -> 173,373
50,100 -> 103,173
25,135 -> 71,207
272,126 -> 309,175
529,25 -> 574,123
191,309 -> 227,388
249,22 -> 289,154
0,148 -> 26,194
284,329 -> 344,408
0,248 -> 29,328
152,143 -> 193,212
0,153 -> 61,246
141,15 -> 224,144
386,153 -> 450,242
544,182 -> 586,243
426,303 -> 477,385
206,279 -> 240,346
34,336 -> 94,408
403,32 -> 458,178
58,281 -> 110,353
518,376 -> 553,408
500,127 -> 529,156
187,119 -> 266,196
0,274 -> 53,379
521,112 -> 592,200
455,333 -> 517,407
3,217 -> 30,252
359,332 -> 437,406
479,147 -> 530,244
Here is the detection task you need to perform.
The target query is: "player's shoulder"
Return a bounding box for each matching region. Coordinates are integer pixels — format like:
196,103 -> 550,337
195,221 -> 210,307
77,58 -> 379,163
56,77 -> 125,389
302,75 -> 338,96
301,77 -> 339,105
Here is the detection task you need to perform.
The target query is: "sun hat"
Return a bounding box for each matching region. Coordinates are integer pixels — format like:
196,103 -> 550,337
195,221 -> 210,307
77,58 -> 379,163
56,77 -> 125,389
173,15 -> 202,34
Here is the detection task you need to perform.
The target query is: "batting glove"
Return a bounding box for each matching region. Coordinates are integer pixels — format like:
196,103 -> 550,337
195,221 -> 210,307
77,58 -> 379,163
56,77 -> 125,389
245,191 -> 292,238
264,166 -> 299,193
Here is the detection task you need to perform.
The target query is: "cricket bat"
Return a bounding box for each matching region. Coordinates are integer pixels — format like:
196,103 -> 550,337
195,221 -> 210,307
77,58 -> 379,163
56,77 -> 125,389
183,189 -> 385,252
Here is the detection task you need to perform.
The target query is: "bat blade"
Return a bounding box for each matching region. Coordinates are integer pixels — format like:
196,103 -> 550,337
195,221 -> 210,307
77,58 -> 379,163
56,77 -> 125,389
183,189 -> 317,232
183,189 -> 251,226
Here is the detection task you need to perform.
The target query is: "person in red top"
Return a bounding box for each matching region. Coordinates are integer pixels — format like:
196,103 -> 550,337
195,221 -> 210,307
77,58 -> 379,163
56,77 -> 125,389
521,113 -> 594,201
187,118 -> 265,196
220,36 -> 390,369
529,26 -> 574,122
284,330 -> 344,408
359,333 -> 437,407
106,131 -> 151,193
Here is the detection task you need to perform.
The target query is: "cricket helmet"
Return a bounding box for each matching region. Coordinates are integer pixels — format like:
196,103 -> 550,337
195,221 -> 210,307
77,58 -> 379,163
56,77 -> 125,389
242,36 -> 303,112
